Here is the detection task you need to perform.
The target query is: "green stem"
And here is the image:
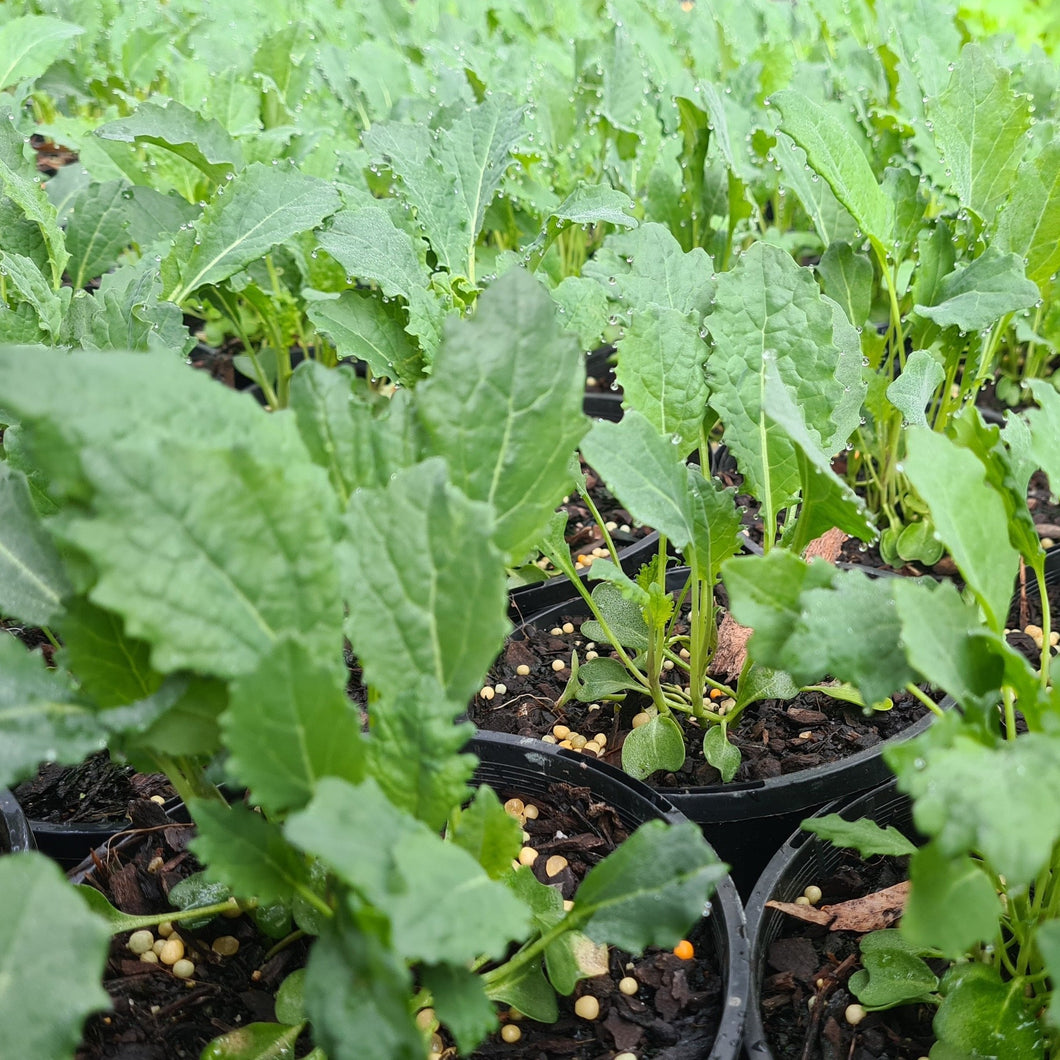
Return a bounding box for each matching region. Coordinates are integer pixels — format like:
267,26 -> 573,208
903,683 -> 946,718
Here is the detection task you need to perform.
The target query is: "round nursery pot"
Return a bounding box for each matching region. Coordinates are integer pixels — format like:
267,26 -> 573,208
0,788 -> 34,854
743,780 -> 918,1059
469,729 -> 749,1060
479,573 -> 941,901
507,392 -> 659,623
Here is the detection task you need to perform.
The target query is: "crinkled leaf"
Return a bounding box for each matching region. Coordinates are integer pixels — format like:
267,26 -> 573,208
0,464 -> 70,625
189,799 -> 311,905
415,269 -> 587,560
285,777 -> 529,964
0,854 -> 111,1060
896,732 -> 1060,887
550,275 -> 611,348
579,412 -> 695,549
165,163 -> 340,303
887,349 -> 945,428
772,89 -> 892,248
581,580 -> 650,651
315,204 -> 426,299
223,636 -> 365,817
62,443 -> 342,680
341,459 -> 508,705
802,815 -> 917,858
933,962 -> 1043,1060
95,98 -> 242,186
448,784 -> 523,880
914,247 -> 1040,332
931,44 -> 1032,222
901,842 -> 1001,957
0,633 -> 104,789
365,676 -> 477,832
305,913 -> 422,1060
848,930 -> 938,1009
0,250 -> 62,336
620,714 -> 686,780
613,306 -> 708,457
0,14 -> 83,91
421,963 -> 498,1055
576,819 -> 725,950
903,427 -> 1019,632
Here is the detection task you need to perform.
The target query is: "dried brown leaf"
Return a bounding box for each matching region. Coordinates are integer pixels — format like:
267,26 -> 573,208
711,611 -> 752,682
802,526 -> 848,564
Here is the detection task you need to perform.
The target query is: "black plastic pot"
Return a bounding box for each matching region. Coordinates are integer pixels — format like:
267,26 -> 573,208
1,788 -> 35,854
742,780 -> 915,1058
507,392 -> 660,623
469,729 -> 748,1060
501,573 -> 941,900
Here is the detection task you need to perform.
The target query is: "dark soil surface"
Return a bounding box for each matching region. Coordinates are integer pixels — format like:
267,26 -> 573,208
758,850 -> 937,1059
73,808 -> 314,1060
464,781 -> 724,1060
470,598 -> 933,789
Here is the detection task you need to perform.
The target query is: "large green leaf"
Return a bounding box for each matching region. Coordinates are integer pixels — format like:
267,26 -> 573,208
995,140 -> 1060,292
0,250 -> 63,336
62,444 -> 343,680
772,89 -> 893,249
64,180 -> 137,289
414,268 -> 587,561
0,854 -> 111,1060
223,636 -> 365,817
575,820 -> 725,951
0,633 -> 104,789
613,306 -> 708,457
285,777 -> 529,964
340,459 -> 508,705
931,44 -> 1032,222
0,14 -> 83,91
903,428 -> 1019,632
816,241 -> 873,328
579,411 -> 695,549
0,464 -> 70,626
165,163 -> 341,303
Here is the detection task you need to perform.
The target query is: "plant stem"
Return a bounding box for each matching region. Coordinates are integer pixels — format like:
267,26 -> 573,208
903,683 -> 946,718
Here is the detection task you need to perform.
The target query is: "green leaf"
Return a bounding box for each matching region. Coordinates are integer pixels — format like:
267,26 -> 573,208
366,677 -> 478,832
341,459 -> 508,705
364,96 -> 525,280
900,842 -> 1001,958
315,204 -> 427,299
65,180 -> 136,289
684,465 -> 743,580
995,140 -> 1060,292
421,963 -> 498,1055
0,853 -> 111,1060
895,732 -> 1060,887
903,428 -> 1019,632
449,785 -> 523,880
165,163 -> 341,303
0,14 -> 83,91
549,182 -> 638,228
415,268 -> 587,560
305,913 -> 423,1060
95,98 -> 242,187
1024,382 -> 1060,497
913,247 -> 1040,332
734,663 -> 799,711
567,655 -> 642,700
200,1021 -> 306,1060
286,777 -> 529,964
848,930 -> 938,1009
189,799 -> 313,905
581,580 -> 651,651
0,464 -> 70,625
620,714 -> 686,780
613,306 -> 708,457
485,954 -> 558,1024
58,597 -> 163,708
223,636 -> 365,817
576,819 -> 725,951
887,349 -> 945,428
702,724 -> 740,782
801,815 -> 917,858
0,633 -> 105,789
1035,921 -> 1060,1029
62,443 -> 342,680
0,250 -> 62,336
931,44 -> 1033,222
816,241 -> 874,328
772,89 -> 893,248
275,969 -> 307,1024
933,962 -> 1043,1060
579,411 -> 695,549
